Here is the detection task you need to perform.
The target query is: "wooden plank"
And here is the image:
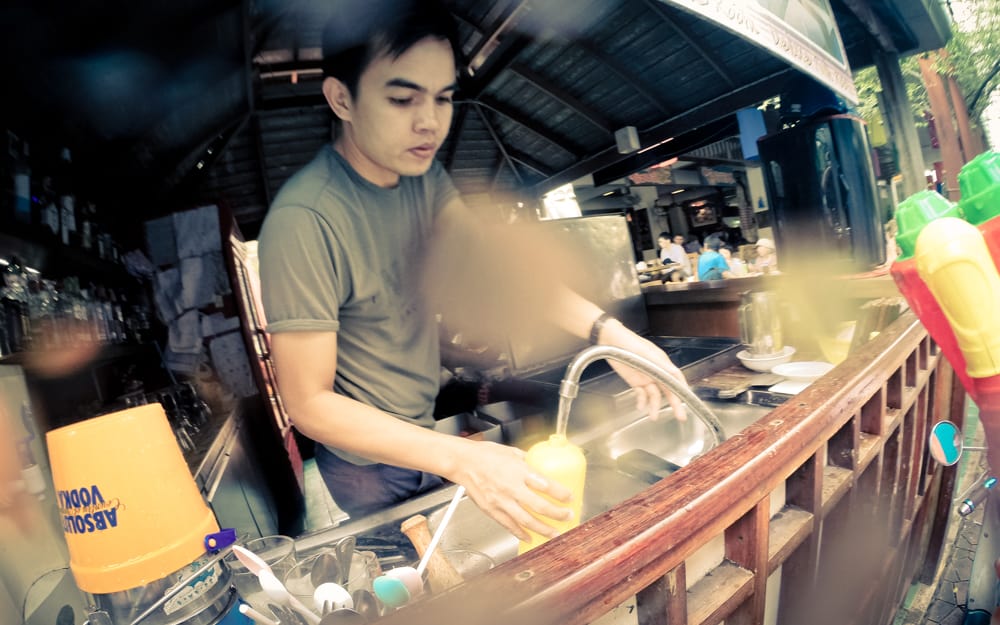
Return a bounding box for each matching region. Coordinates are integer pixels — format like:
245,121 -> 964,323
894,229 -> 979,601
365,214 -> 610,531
686,563 -> 753,625
725,500 -> 769,625
861,387 -> 886,435
636,565 -> 686,625
881,428 -> 904,545
821,466 -> 853,517
828,416 -> 858,471
857,433 -> 881,472
767,507 -> 814,574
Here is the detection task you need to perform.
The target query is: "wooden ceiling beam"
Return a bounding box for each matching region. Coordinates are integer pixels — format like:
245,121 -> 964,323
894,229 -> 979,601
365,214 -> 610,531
473,102 -> 526,186
574,39 -> 672,116
508,63 -> 615,136
641,0 -> 736,88
464,0 -> 532,78
535,68 -> 793,194
470,97 -> 582,158
838,0 -> 897,53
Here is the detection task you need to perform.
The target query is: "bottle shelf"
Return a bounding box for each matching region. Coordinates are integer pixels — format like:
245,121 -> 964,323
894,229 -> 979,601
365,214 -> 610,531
0,221 -> 131,286
0,341 -> 151,367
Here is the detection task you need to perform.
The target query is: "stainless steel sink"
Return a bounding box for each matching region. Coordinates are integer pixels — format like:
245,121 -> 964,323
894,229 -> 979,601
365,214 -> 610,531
295,339 -> 792,575
431,462 -> 650,567
429,390 -> 783,569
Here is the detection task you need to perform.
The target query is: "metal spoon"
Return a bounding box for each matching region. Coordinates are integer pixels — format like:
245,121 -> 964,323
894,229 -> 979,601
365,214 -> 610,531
334,536 -> 356,585
310,552 -> 342,587
351,589 -> 380,623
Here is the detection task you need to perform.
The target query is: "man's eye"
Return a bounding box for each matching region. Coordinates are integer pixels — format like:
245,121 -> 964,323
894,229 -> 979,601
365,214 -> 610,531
436,96 -> 453,105
389,97 -> 413,106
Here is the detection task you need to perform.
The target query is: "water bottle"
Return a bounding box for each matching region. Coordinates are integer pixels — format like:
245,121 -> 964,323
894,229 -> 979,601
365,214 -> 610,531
518,434 -> 586,554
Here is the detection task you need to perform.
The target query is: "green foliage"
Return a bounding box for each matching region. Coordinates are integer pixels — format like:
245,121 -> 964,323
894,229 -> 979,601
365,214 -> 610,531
851,0 -> 999,127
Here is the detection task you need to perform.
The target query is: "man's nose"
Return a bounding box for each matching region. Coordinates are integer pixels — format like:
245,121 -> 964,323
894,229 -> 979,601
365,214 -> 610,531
415,101 -> 443,132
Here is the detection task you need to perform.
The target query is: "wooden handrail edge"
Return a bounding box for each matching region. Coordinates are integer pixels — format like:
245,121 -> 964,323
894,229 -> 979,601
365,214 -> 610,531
376,312 -> 938,625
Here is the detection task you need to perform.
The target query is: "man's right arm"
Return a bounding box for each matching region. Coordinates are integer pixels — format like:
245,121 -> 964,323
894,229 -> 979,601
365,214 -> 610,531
269,330 -> 574,540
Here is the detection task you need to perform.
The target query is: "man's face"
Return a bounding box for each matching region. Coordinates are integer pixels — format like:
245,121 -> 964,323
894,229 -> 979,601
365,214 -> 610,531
335,37 -> 457,187
673,235 -> 684,246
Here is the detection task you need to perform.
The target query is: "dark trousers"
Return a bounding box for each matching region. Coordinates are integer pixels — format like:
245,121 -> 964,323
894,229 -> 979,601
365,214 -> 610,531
314,443 -> 445,518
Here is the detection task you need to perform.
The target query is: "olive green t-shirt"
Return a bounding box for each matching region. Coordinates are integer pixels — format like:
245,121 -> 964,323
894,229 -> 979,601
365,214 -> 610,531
257,145 -> 459,464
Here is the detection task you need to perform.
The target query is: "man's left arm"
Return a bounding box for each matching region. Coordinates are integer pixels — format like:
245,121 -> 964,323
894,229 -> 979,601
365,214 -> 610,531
434,197 -> 689,420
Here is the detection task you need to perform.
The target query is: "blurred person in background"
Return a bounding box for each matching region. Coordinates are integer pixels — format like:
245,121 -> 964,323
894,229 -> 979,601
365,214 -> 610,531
698,235 -> 733,281
656,232 -> 690,281
750,238 -> 779,274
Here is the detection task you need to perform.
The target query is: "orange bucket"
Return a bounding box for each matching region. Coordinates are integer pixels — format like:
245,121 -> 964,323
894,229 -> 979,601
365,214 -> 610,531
46,403 -> 219,594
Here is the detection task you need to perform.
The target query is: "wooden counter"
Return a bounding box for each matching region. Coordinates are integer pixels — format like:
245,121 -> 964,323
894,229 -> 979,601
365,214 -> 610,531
373,310 -> 964,625
642,271 -> 903,340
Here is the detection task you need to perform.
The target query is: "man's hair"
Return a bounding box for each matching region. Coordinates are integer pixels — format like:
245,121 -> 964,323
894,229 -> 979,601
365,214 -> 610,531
321,0 -> 462,96
704,234 -> 724,251
658,232 -> 671,240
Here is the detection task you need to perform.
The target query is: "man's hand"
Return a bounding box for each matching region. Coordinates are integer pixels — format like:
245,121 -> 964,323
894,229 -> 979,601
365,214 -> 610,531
448,439 -> 574,542
598,318 -> 689,422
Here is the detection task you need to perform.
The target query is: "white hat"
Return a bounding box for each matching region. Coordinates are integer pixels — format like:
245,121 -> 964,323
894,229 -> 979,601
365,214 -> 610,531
755,238 -> 775,251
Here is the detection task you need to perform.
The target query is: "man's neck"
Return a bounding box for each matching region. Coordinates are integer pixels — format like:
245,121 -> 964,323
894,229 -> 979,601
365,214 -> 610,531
333,136 -> 400,188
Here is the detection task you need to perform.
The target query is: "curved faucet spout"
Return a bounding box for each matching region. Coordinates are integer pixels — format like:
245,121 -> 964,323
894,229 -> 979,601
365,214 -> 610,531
556,345 -> 726,447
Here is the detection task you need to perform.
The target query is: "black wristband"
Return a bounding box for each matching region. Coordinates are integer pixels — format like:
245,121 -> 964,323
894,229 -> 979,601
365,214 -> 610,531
588,312 -> 614,345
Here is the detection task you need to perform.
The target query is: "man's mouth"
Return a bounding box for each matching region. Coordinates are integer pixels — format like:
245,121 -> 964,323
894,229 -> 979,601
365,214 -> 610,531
409,144 -> 437,157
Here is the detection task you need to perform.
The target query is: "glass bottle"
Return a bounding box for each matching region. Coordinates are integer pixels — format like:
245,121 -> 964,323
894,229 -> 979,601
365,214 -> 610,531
11,136 -> 31,225
56,148 -> 77,247
1,256 -> 31,352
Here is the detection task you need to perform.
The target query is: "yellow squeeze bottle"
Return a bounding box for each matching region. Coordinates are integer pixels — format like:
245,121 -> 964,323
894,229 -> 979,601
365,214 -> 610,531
518,433 -> 587,554
915,217 -> 1000,378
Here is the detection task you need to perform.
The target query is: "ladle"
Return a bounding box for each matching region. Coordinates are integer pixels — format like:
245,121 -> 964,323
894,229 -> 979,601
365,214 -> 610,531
371,485 -> 466,608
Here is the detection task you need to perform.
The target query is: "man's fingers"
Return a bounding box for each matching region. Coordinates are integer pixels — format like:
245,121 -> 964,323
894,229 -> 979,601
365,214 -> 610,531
645,385 -> 662,421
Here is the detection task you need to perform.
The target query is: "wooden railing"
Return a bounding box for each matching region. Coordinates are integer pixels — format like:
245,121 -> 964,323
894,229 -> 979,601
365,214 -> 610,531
374,311 -> 963,625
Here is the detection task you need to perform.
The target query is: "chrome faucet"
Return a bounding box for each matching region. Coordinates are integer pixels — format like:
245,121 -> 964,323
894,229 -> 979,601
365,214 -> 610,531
556,345 -> 726,446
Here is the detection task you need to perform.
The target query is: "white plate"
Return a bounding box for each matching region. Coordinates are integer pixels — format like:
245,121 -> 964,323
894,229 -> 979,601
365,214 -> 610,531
771,361 -> 834,382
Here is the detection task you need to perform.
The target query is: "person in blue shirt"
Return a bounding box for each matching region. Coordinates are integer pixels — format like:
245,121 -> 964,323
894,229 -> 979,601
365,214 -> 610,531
697,235 -> 733,281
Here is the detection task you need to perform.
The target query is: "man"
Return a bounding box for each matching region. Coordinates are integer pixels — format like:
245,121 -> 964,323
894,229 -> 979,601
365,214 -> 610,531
657,232 -> 692,279
751,237 -> 779,274
257,0 -> 689,542
697,235 -> 733,281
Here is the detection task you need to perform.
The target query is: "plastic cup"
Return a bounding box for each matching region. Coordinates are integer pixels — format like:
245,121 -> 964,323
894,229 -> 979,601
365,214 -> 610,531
283,551 -> 336,606
224,535 -> 297,614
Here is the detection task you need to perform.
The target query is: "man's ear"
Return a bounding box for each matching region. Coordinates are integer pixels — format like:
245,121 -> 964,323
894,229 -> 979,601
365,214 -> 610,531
322,77 -> 353,122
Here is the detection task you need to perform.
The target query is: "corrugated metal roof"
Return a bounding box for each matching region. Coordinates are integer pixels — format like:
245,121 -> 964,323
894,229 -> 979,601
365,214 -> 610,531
0,0 -> 951,238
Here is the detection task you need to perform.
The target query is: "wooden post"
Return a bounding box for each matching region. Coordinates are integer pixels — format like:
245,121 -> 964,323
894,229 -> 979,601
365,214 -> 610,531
874,51 -> 926,200
919,52 -> 964,200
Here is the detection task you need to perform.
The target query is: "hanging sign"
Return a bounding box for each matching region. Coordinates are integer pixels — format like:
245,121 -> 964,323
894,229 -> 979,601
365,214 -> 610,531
661,0 -> 857,103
